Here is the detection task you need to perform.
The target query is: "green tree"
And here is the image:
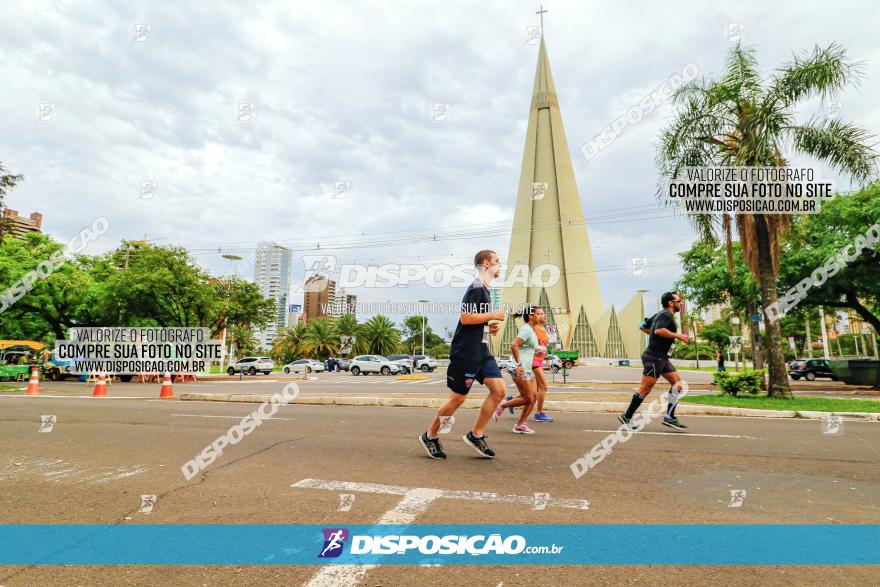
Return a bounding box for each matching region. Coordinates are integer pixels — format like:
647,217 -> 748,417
658,42 -> 877,397
401,315 -> 443,353
426,342 -> 451,359
0,162 -> 24,239
0,233 -> 100,339
0,236 -> 275,343
336,313 -> 367,354
302,318 -> 339,359
361,315 -> 401,355
270,322 -> 308,363
778,182 -> 880,330
229,325 -> 258,358
701,320 -> 734,353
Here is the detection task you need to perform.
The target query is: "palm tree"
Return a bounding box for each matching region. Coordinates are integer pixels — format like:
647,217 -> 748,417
229,325 -> 257,359
361,315 -> 402,356
302,318 -> 340,359
270,322 -> 307,363
658,43 -> 877,397
336,312 -> 367,355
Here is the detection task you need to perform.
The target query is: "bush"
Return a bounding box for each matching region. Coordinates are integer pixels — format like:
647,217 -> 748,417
715,368 -> 763,396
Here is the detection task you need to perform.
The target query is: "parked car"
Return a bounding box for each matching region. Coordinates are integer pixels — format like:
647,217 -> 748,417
283,359 -> 326,374
350,355 -> 401,376
789,359 -> 839,381
496,355 -> 513,370
386,354 -> 415,374
412,354 -> 438,372
334,358 -> 352,371
228,356 -> 274,375
544,355 -> 565,373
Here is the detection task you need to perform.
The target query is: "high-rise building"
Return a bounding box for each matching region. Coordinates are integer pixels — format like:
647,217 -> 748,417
494,35 -> 643,359
700,302 -> 728,324
303,275 -> 335,322
287,304 -> 303,327
253,242 -> 292,348
2,209 -> 43,238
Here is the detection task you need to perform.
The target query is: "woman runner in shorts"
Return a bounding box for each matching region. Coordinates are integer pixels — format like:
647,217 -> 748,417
532,316 -> 553,422
493,306 -> 542,434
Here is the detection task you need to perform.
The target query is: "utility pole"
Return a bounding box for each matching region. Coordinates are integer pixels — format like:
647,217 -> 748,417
805,313 -> 813,358
419,299 -> 429,355
818,307 -> 830,359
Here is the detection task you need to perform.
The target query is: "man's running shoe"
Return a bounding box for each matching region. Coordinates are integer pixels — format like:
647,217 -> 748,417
618,413 -> 632,428
512,423 -> 535,434
506,395 -> 514,414
533,412 -> 554,422
662,417 -> 688,431
419,432 -> 447,459
463,431 -> 495,458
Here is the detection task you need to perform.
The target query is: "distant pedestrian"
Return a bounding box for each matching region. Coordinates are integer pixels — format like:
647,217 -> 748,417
716,350 -> 725,372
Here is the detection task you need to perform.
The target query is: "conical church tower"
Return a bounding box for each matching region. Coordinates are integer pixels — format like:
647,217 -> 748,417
496,36 -> 605,351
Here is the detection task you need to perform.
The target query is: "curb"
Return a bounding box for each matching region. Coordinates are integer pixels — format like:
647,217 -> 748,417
177,393 -> 879,420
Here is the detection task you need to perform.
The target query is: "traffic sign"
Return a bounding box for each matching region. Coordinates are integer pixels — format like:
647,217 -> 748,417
339,336 -> 355,355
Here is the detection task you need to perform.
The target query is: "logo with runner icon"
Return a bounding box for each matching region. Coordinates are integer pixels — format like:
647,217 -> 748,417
319,528 -> 349,558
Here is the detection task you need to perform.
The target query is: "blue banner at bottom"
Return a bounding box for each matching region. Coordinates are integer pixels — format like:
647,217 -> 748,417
0,525 -> 876,565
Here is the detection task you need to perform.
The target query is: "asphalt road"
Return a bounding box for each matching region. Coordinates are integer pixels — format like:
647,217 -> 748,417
0,384 -> 877,585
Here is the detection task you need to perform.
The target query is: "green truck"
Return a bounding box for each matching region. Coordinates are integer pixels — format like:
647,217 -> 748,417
553,350 -> 578,369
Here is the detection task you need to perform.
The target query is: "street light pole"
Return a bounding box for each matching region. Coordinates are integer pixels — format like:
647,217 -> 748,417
419,299 -> 429,355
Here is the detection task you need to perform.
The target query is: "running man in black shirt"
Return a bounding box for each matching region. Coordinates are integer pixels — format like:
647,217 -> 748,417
419,250 -> 506,459
619,291 -> 691,431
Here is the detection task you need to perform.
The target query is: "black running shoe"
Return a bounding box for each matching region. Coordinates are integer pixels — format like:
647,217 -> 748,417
419,432 -> 447,459
617,413 -> 632,428
662,417 -> 688,431
463,431 -> 495,458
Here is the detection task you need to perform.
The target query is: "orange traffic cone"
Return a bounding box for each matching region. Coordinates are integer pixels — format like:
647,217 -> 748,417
92,372 -> 107,397
25,368 -> 40,395
159,371 -> 174,399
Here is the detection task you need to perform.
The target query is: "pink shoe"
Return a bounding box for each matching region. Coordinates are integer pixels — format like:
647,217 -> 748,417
493,405 -> 505,422
512,423 -> 535,434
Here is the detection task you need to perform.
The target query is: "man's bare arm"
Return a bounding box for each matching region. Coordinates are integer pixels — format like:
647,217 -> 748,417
460,310 -> 505,326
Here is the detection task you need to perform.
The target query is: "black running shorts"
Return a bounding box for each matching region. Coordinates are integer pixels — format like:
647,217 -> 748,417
641,353 -> 676,378
446,356 -> 502,395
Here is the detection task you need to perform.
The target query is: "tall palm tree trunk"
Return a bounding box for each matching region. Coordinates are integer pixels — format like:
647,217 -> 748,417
755,216 -> 792,397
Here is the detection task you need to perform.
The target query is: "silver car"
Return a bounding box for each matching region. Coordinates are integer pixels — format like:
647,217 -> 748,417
227,356 -> 275,376
349,355 -> 401,376
283,359 -> 326,374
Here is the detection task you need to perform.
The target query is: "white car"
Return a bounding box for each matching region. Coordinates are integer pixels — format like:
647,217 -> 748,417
497,355 -> 513,370
283,359 -> 326,374
544,355 -> 564,373
227,356 -> 275,376
412,355 -> 437,372
350,355 -> 401,376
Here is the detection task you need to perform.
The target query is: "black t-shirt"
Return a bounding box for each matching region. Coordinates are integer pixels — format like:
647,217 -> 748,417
644,310 -> 677,357
449,282 -> 493,361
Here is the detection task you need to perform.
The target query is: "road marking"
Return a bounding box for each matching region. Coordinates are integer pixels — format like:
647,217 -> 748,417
581,428 -> 757,439
0,395 -> 157,399
205,380 -> 280,384
426,379 -> 445,385
171,413 -> 296,421
295,479 -> 587,586
291,478 -> 589,510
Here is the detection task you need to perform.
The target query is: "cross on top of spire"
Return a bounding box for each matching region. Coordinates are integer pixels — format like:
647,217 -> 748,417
536,4 -> 548,30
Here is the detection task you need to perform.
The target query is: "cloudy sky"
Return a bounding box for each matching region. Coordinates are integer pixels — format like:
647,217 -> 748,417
3,0 -> 878,336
